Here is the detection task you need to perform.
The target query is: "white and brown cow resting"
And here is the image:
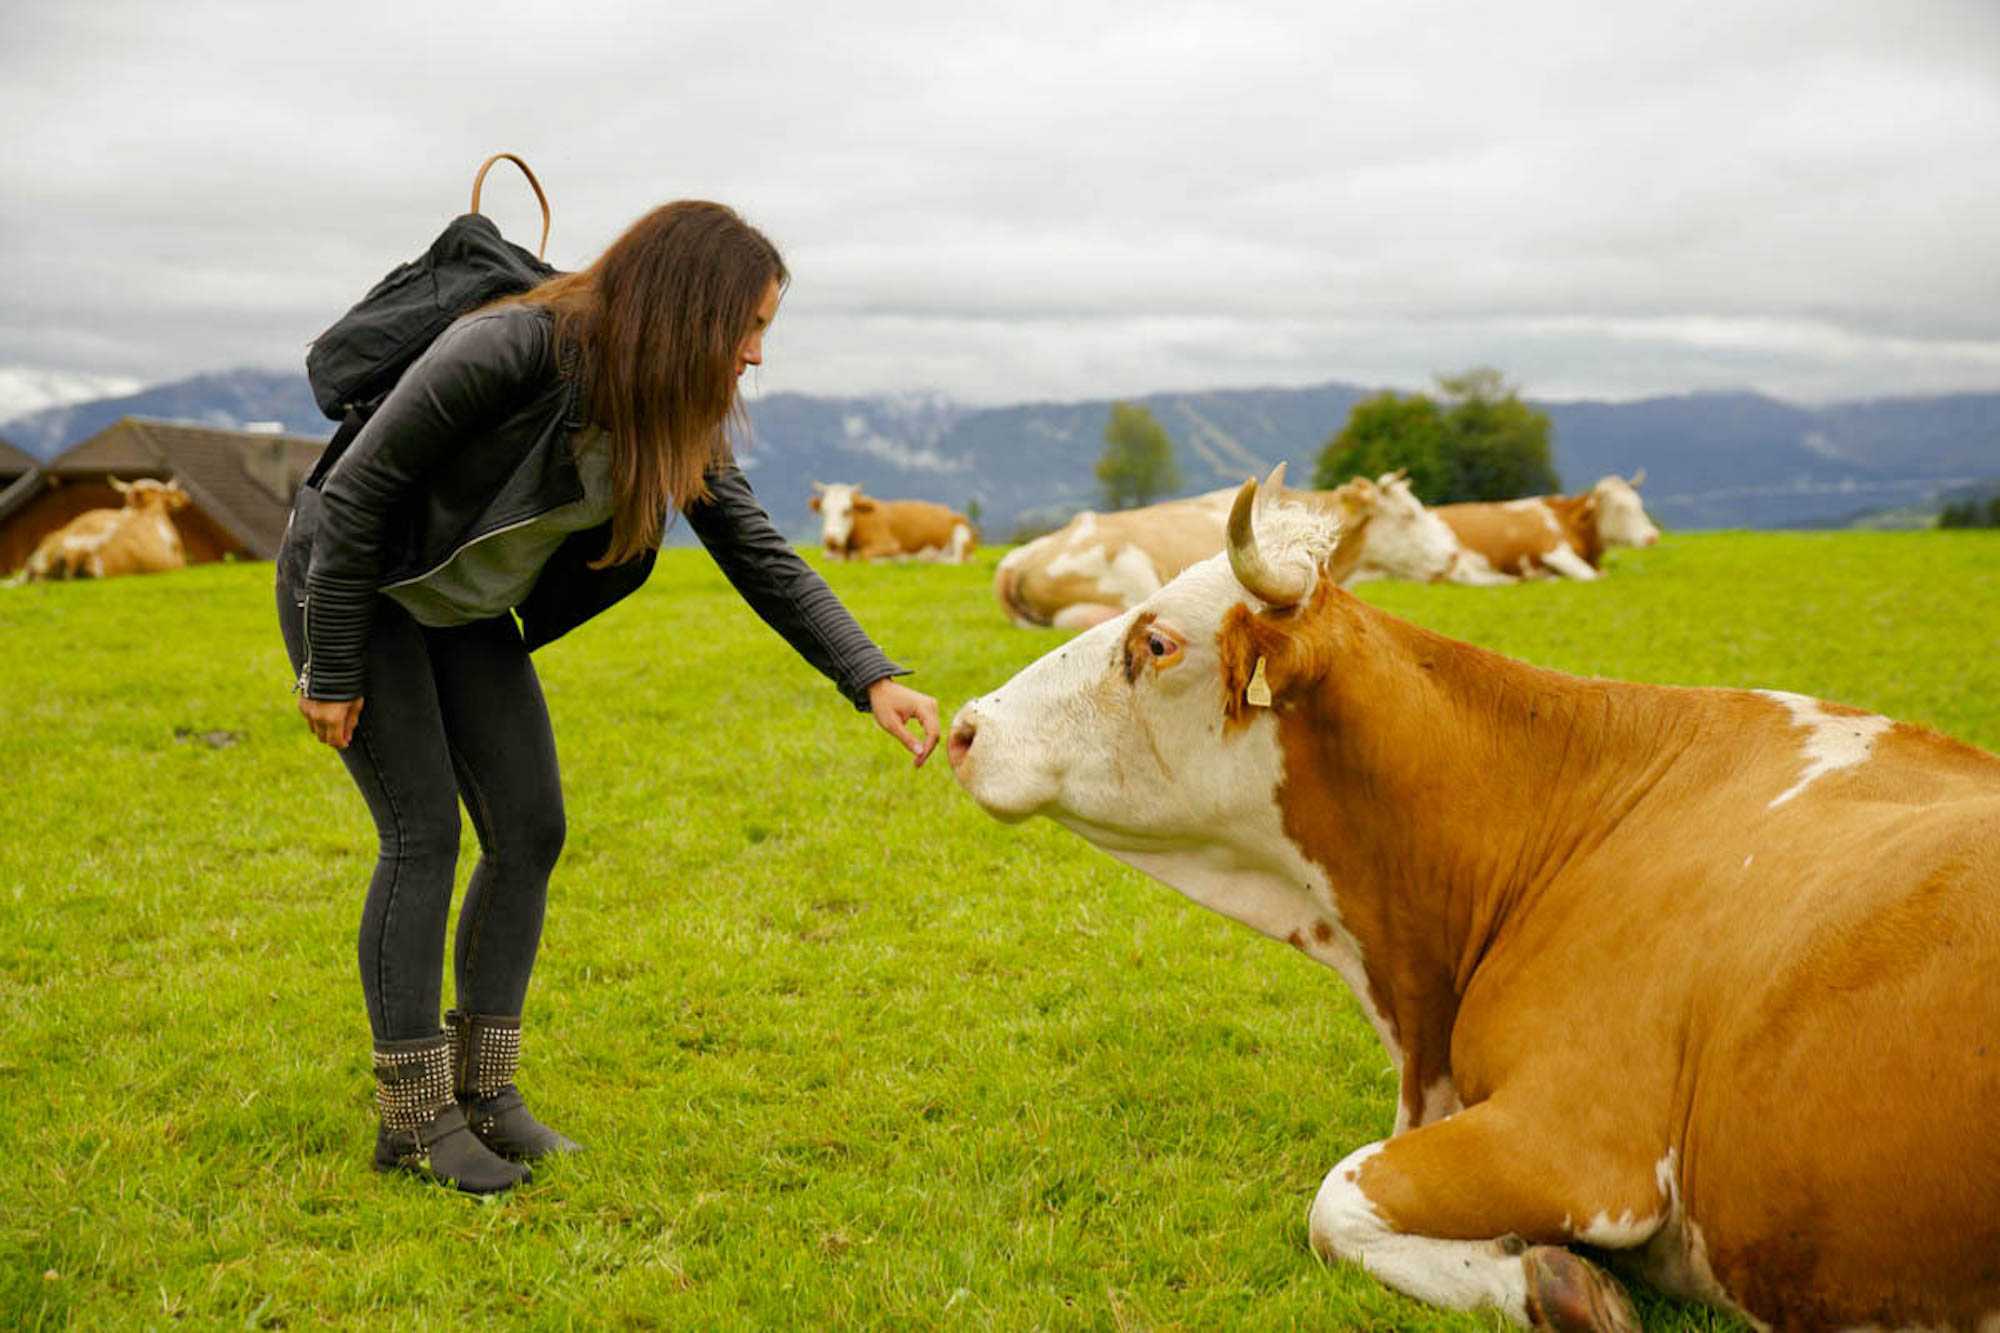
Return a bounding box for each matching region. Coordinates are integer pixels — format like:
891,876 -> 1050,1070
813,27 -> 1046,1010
1439,472 -> 1660,581
23,477 -> 190,581
948,472 -> 1999,1331
810,482 -> 976,563
994,468 -> 1499,630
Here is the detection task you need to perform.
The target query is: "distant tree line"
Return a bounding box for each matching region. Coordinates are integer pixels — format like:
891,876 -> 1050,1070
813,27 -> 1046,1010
1938,495 -> 2000,528
1083,369 -> 1559,524
1313,368 -> 1561,503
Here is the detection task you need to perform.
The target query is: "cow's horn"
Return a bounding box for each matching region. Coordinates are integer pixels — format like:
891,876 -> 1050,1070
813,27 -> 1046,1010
1265,461 -> 1287,494
1227,475 -> 1308,608
1630,467 -> 1646,487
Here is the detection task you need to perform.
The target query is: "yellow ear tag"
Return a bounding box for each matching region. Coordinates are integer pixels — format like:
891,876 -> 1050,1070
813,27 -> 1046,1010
1245,656 -> 1273,708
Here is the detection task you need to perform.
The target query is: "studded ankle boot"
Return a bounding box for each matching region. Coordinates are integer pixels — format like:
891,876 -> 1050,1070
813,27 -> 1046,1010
372,1033 -> 531,1194
448,1010 -> 583,1161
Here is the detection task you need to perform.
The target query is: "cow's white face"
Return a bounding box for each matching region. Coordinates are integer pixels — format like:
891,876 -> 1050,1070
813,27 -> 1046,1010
1592,475 -> 1659,548
814,483 -> 861,553
1357,474 -> 1459,582
950,502 -> 1341,851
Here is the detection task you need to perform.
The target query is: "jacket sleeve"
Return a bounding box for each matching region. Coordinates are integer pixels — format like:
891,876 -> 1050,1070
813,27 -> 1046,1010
682,464 -> 907,710
300,310 -> 547,700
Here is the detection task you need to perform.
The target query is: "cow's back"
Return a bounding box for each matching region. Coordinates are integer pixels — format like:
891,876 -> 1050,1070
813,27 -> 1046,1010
1436,500 -> 1561,576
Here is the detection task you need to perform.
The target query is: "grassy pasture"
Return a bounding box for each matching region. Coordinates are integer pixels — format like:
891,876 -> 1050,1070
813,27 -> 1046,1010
2,530 -> 1994,1329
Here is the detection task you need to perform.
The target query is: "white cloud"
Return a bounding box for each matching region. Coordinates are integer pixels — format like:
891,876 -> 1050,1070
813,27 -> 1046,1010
2,0 -> 1996,403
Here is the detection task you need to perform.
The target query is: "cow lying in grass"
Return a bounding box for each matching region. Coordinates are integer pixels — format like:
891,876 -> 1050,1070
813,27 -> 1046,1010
810,482 -> 976,563
1438,472 -> 1660,581
23,478 -> 191,581
994,468 -> 1501,630
948,471 -> 1999,1331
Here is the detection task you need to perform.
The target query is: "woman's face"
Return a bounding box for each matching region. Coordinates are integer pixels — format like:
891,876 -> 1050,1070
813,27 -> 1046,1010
736,279 -> 781,378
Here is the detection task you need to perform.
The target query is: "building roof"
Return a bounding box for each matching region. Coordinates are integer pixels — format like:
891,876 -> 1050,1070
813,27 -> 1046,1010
38,417 -> 327,558
0,437 -> 36,479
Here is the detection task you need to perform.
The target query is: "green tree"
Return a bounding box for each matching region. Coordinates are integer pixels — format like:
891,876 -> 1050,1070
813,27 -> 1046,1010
1096,402 -> 1181,509
1312,368 -> 1561,504
1312,391 -> 1448,497
1436,368 -> 1560,501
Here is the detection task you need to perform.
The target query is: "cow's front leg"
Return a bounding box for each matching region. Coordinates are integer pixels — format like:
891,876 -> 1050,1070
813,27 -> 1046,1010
1308,1103 -> 1652,1331
1541,544 -> 1600,580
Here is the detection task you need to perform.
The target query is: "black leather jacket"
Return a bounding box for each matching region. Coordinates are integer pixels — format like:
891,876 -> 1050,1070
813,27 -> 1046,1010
287,304 -> 903,707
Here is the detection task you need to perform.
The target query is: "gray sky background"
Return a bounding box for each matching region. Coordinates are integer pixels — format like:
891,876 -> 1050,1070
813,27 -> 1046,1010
5,0 -> 1999,410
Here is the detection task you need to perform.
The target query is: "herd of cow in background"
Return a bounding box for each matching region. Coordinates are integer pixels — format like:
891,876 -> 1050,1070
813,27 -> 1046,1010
810,467 -> 1661,630
14,466 -> 1663,627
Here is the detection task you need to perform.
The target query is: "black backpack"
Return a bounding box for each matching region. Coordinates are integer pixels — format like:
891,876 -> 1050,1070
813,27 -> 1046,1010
304,153 -> 559,485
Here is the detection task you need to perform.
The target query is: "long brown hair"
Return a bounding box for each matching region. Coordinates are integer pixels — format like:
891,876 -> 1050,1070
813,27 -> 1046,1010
524,201 -> 786,566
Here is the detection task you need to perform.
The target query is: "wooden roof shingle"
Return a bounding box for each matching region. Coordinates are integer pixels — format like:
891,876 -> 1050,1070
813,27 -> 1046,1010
39,417 -> 327,558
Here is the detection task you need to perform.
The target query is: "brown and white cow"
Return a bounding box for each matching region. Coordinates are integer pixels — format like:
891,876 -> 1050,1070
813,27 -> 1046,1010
1438,472 -> 1660,582
24,478 -> 190,581
948,473 -> 2000,1331
810,482 -> 976,563
994,468 -> 1490,630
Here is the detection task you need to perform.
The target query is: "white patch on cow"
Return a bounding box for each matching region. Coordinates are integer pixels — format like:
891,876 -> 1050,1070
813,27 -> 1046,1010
1394,1075 -> 1462,1135
948,522 -> 973,563
1044,541 -> 1162,610
153,515 -> 178,550
1114,827 -> 1400,1071
1309,1142 -> 1531,1325
1540,543 -> 1599,581
1743,854 -> 1754,869
815,482 -> 859,550
1443,548 -> 1516,586
1502,499 -> 1540,513
1592,476 -> 1660,549
1756,690 -> 1893,809
1348,476 -> 1459,584
1571,1147 -> 1670,1247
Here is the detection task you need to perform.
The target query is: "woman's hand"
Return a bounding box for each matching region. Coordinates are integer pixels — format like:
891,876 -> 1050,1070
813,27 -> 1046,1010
867,678 -> 940,767
299,696 -> 365,750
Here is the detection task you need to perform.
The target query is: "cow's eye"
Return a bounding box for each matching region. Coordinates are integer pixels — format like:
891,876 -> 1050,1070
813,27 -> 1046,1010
1145,629 -> 1183,667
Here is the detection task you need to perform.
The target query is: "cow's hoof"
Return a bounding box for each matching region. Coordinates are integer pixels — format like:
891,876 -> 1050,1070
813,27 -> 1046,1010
1522,1246 -> 1640,1333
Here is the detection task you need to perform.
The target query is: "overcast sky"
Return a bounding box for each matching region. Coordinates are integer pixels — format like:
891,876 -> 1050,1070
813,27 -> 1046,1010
5,0 -> 1998,410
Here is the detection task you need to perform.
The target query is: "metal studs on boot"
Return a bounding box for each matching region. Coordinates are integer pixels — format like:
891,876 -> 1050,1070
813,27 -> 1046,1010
372,1033 -> 530,1194
448,1010 -> 583,1161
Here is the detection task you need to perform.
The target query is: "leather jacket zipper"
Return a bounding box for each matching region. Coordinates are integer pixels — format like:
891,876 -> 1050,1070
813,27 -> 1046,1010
379,495 -> 578,591
294,596 -> 312,695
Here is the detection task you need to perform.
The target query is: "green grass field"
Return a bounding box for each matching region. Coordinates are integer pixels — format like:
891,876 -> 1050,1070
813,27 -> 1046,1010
3,531 -> 1995,1330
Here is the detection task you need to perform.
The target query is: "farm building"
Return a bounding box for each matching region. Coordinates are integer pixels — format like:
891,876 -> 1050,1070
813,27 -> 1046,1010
0,437 -> 36,484
0,417 -> 326,575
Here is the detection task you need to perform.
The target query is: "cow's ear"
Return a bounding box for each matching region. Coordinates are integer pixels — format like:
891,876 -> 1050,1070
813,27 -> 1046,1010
1218,603 -> 1328,726
853,497 -> 876,513
808,494 -> 822,511
1321,512 -> 1372,586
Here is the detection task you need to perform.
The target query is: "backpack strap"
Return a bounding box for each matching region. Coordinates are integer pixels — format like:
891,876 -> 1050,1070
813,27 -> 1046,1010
470,153 -> 551,260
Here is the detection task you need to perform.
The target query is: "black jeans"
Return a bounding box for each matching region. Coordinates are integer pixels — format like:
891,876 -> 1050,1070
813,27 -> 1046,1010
276,565 -> 565,1042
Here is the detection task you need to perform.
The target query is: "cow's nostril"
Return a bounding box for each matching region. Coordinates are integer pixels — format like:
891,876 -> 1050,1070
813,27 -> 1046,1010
947,719 -> 978,768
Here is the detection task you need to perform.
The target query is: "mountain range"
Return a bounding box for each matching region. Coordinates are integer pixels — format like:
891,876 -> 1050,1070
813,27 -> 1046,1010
4,368 -> 1995,538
